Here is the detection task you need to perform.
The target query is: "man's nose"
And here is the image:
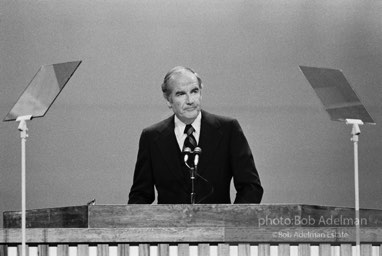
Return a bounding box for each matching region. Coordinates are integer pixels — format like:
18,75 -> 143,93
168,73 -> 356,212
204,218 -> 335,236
186,94 -> 194,104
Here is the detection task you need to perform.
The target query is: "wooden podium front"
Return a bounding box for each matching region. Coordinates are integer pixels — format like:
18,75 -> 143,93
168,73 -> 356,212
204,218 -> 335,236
1,204 -> 382,256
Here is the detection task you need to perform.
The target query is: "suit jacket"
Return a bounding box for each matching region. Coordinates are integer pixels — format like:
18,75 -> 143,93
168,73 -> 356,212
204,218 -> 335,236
128,110 -> 263,204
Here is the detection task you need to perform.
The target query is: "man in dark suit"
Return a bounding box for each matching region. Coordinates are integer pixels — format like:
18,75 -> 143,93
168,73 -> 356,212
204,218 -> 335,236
128,66 -> 263,204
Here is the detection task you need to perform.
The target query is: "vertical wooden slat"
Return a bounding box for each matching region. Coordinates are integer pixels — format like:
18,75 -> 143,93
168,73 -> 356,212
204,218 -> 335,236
177,244 -> 189,256
157,244 -> 169,256
298,244 -> 310,256
217,244 -> 229,256
238,244 -> 250,256
97,244 -> 109,256
331,246 -> 340,256
198,244 -> 209,256
278,244 -> 290,256
372,246 -> 378,256
380,244 -> 382,256
18,245 -> 29,256
5,246 -> 16,256
57,245 -> 69,256
361,244 -> 373,256
138,244 -> 149,256
319,244 -> 331,256
258,243 -> 270,256
117,244 -> 129,256
0,245 -> 8,256
340,244 -> 352,256
38,245 -> 48,256
77,245 -> 89,256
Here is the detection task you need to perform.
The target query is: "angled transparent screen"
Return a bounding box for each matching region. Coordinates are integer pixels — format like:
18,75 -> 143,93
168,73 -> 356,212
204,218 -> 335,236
299,66 -> 375,124
3,61 -> 81,121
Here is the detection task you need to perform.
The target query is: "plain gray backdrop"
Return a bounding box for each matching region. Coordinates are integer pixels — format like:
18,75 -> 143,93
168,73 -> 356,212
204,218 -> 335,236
1,0 -> 381,227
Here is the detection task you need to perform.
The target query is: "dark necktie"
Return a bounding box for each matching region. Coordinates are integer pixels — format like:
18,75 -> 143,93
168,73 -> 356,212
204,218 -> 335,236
183,124 -> 197,151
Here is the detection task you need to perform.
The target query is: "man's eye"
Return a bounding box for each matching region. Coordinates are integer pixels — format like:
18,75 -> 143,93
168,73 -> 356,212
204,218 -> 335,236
191,89 -> 199,94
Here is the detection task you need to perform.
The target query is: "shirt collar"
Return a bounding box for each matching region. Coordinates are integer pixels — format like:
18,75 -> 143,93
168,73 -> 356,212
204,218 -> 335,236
174,111 -> 202,135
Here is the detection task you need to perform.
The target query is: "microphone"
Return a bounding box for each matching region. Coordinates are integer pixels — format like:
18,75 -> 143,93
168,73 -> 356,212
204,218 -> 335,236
194,147 -> 202,166
183,147 -> 192,164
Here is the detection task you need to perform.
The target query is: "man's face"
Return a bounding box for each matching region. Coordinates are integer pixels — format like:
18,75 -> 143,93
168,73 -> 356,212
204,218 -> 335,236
166,71 -> 202,124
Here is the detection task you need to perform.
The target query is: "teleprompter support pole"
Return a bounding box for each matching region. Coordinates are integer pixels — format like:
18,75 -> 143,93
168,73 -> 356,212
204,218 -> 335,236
16,115 -> 32,256
346,118 -> 363,256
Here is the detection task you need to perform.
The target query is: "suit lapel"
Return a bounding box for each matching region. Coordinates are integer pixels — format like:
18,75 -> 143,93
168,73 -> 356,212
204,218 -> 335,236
198,110 -> 223,175
154,116 -> 188,185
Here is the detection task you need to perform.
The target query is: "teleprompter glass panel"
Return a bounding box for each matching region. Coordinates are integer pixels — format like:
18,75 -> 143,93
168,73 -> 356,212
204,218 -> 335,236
299,66 -> 375,124
3,61 -> 82,121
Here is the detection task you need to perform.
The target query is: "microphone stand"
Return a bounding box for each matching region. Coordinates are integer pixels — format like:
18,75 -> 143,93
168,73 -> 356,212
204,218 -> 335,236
184,156 -> 196,205
190,148 -> 202,204
183,148 -> 199,204
190,166 -> 196,204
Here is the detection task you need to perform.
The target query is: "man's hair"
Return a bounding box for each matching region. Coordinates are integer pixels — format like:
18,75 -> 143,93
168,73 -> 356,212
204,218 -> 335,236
161,66 -> 203,100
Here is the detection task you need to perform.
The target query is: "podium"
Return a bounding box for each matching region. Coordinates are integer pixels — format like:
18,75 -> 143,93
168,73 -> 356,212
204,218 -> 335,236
2,204 -> 382,256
